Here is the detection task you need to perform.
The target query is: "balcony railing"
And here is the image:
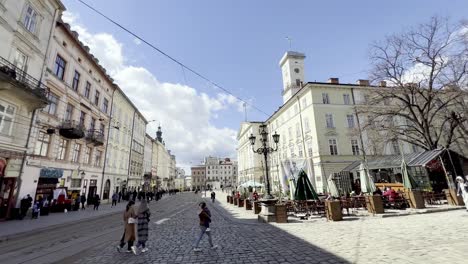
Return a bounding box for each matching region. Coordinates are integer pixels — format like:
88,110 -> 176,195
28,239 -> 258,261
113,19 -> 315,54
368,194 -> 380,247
86,130 -> 105,146
0,56 -> 48,98
59,120 -> 86,139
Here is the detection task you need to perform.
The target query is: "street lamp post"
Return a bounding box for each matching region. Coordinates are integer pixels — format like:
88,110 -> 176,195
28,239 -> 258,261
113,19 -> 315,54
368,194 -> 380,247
248,124 -> 280,200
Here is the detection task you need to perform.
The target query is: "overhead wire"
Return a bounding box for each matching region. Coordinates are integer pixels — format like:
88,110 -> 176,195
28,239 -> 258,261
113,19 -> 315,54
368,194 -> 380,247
76,0 -> 270,117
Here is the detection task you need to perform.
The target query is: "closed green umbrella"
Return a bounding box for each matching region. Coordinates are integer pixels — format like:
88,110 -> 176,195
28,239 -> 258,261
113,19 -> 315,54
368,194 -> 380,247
401,158 -> 417,190
294,170 -> 319,200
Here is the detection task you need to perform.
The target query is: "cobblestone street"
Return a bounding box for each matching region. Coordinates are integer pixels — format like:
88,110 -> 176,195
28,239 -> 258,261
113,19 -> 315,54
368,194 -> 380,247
65,192 -> 468,264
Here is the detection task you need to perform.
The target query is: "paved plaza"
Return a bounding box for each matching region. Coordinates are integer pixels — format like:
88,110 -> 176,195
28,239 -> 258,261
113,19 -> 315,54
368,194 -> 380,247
60,192 -> 468,264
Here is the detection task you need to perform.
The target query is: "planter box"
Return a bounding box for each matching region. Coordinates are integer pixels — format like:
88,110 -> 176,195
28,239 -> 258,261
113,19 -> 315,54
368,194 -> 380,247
253,201 -> 261,214
233,198 -> 238,206
229,196 -> 233,204
227,195 -> 231,203
405,190 -> 425,209
325,200 -> 343,221
365,195 -> 384,214
238,198 -> 244,207
444,189 -> 465,206
275,204 -> 288,223
245,199 -> 252,210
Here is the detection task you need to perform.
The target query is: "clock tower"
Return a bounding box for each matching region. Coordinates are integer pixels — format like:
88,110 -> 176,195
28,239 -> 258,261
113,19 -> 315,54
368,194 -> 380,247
279,51 -> 306,103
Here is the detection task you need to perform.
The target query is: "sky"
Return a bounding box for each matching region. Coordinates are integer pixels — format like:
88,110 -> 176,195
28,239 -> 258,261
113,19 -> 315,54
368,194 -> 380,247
61,0 -> 468,171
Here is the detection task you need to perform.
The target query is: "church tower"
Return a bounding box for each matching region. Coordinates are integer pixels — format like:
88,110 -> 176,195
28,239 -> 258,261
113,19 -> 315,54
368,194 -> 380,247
156,126 -> 163,143
279,51 -> 306,103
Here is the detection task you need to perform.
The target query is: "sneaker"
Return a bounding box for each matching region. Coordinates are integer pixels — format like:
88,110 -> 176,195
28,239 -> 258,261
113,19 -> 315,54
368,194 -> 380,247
141,248 -> 149,253
193,247 -> 202,252
116,246 -> 122,253
131,246 -> 137,255
211,245 -> 218,250
125,250 -> 132,253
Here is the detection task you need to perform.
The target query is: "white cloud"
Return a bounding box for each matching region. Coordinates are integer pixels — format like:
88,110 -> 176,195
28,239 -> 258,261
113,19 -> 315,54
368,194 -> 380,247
62,11 -> 239,170
133,38 -> 142,45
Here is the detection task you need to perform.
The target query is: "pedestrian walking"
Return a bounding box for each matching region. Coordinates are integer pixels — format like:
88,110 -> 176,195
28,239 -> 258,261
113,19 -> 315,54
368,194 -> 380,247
193,202 -> 218,252
211,191 -> 216,203
93,194 -> 100,210
31,201 -> 40,219
117,200 -> 137,254
136,198 -> 151,253
118,191 -> 122,203
456,176 -> 468,211
112,193 -> 118,207
80,193 -> 86,210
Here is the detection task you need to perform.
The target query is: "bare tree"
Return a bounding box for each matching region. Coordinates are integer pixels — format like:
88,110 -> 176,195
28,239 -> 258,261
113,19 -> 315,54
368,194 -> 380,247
359,16 -> 468,152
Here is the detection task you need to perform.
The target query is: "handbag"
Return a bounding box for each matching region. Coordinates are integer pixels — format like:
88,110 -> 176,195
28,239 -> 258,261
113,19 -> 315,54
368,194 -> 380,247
128,217 -> 136,224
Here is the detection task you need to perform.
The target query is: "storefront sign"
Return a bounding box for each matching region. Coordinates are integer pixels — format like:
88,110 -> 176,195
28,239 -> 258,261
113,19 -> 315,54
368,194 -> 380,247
40,168 -> 64,178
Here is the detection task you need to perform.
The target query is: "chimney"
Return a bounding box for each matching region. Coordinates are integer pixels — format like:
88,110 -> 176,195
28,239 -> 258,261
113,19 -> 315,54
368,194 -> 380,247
379,81 -> 387,87
357,79 -> 370,86
328,78 -> 339,84
71,30 -> 79,38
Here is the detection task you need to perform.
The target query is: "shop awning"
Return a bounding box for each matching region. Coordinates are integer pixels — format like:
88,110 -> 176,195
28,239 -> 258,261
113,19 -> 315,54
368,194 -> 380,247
40,168 -> 64,178
341,149 -> 445,172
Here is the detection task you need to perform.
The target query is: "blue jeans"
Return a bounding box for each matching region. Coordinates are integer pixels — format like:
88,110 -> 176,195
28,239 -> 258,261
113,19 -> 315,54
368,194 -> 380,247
193,226 -> 213,248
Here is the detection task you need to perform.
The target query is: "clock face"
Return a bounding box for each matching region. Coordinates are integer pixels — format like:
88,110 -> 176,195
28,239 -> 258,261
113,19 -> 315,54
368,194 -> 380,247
294,68 -> 300,73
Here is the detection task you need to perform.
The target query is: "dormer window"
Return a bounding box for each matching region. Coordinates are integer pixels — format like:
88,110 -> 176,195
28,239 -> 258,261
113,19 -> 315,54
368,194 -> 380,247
23,5 -> 37,33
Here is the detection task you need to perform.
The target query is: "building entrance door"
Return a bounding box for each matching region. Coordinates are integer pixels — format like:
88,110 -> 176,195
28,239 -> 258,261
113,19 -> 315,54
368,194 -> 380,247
0,177 -> 16,220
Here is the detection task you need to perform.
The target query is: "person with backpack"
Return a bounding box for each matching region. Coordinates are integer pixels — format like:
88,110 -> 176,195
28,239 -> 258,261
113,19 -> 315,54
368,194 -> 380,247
193,202 -> 218,252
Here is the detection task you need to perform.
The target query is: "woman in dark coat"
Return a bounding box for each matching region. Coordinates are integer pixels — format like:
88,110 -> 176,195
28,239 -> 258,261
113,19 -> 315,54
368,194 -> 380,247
136,198 -> 151,252
117,201 -> 137,254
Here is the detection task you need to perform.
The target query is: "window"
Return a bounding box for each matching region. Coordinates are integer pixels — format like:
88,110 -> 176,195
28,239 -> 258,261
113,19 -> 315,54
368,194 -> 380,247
347,114 -> 355,128
65,104 -> 73,121
100,123 -> 105,135
94,150 -> 102,166
302,97 -> 307,107
71,143 -> 81,163
23,5 -> 37,33
84,82 -> 91,99
288,127 -> 292,139
43,93 -> 58,115
79,111 -> 86,127
94,91 -> 100,105
56,138 -> 68,160
83,146 -> 92,164
307,141 -> 313,157
298,145 -> 303,158
296,79 -> 301,87
90,118 -> 96,131
71,179 -> 82,188
304,118 -> 310,132
34,131 -> 49,156
383,98 -> 390,106
103,98 -> 109,114
294,104 -> 299,114
54,55 -> 66,80
322,93 -> 330,104
72,71 -> 80,91
13,50 -> 28,73
290,146 -> 295,158
329,139 -> 338,155
0,102 -> 15,136
326,114 -> 334,128
391,139 -> 400,155
351,139 -> 360,156
343,94 -> 351,105
296,123 -> 301,137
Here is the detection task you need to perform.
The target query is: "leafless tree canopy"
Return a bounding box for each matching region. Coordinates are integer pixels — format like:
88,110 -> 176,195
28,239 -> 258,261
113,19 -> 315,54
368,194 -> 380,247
360,16 -> 468,152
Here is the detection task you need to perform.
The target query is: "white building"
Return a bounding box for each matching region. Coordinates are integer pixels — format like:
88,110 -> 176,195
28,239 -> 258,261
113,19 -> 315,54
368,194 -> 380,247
24,19 -> 115,204
205,156 -> 237,190
102,87 -> 137,200
127,112 -> 147,190
151,126 -> 175,190
238,51 -> 416,194
0,0 -> 65,219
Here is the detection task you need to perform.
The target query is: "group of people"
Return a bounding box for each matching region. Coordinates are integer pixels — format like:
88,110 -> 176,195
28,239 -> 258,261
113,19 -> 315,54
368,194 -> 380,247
74,193 -> 101,211
117,191 -> 219,255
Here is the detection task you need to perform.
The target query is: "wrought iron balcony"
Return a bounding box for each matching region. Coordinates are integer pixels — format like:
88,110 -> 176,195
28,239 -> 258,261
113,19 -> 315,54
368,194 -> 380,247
85,130 -> 105,146
59,120 -> 86,139
0,56 -> 48,100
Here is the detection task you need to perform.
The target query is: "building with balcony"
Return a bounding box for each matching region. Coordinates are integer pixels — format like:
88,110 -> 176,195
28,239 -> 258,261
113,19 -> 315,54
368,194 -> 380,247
0,0 -> 64,219
23,19 -> 115,204
204,156 -> 237,190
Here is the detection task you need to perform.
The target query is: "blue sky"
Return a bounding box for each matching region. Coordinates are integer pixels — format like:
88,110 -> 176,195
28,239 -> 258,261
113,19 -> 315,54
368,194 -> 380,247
62,0 -> 467,167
